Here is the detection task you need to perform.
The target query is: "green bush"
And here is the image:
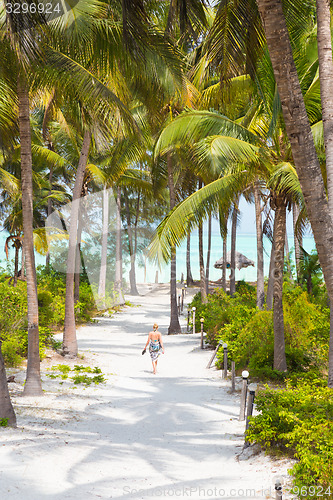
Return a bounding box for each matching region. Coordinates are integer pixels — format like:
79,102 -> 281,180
246,381 -> 333,496
210,284 -> 330,378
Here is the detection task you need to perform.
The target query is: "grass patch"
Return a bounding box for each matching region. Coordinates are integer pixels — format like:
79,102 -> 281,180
46,364 -> 106,387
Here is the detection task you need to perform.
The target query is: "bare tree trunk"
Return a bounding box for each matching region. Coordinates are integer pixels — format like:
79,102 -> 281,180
0,345 -> 16,426
230,203 -> 237,296
205,215 -> 212,295
273,198 -> 287,372
186,230 -> 194,286
63,130 -> 91,357
256,0 -> 333,385
98,186 -> 109,307
18,75 -> 43,396
266,238 -> 275,310
199,219 -> 207,303
293,203 -> 301,280
114,186 -> 125,305
254,182 -> 265,309
167,155 -> 181,334
123,188 -> 139,295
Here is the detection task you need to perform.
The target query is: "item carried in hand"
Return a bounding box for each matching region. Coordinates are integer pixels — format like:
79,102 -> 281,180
142,348 -> 146,355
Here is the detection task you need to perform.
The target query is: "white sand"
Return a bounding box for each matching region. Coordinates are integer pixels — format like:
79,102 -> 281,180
0,284 -> 295,500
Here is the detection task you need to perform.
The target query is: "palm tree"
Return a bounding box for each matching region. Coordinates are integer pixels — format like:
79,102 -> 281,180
63,130 -> 91,357
255,0 -> 333,386
0,346 -> 16,426
270,192 -> 288,372
254,180 -> 265,308
299,249 -> 322,295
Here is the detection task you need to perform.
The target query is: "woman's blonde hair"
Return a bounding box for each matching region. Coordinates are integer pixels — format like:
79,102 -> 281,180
153,323 -> 158,331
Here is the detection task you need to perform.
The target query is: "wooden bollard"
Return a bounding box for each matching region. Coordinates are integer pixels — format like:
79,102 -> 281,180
200,318 -> 204,349
181,288 -> 184,312
244,383 -> 257,447
223,343 -> 228,378
192,307 -> 196,335
178,295 -> 181,315
187,310 -> 190,332
206,341 -> 223,369
275,479 -> 283,499
239,370 -> 249,421
231,361 -> 236,392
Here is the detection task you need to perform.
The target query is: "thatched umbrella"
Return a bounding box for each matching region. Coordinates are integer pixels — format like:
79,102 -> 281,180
214,251 -> 255,271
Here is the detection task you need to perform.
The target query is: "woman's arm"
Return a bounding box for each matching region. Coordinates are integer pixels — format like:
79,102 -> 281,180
159,333 -> 164,352
144,332 -> 152,349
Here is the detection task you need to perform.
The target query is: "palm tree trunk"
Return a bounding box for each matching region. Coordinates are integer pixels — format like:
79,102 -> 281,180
98,186 -> 109,307
199,219 -> 207,303
316,0 -> 333,389
266,238 -> 275,310
293,203 -> 301,280
273,198 -> 288,372
254,182 -> 265,309
316,0 -> 333,215
219,211 -> 227,291
186,230 -> 194,286
13,241 -> 20,287
45,162 -> 54,269
257,0 -> 333,385
21,240 -> 25,279
222,236 -> 227,292
123,188 -> 139,295
230,203 -> 237,296
114,186 -> 125,305
0,345 -> 16,426
205,215 -> 212,295
285,229 -> 293,282
74,213 -> 83,306
18,75 -> 43,396
167,155 -> 181,334
63,130 -> 91,357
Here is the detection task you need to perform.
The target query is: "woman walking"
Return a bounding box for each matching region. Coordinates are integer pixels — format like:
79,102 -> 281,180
143,323 -> 165,374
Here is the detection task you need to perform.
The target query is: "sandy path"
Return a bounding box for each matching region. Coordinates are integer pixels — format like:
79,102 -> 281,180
0,284 -> 293,500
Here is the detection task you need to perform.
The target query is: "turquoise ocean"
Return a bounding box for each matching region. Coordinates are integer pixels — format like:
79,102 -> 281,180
0,227 -> 316,285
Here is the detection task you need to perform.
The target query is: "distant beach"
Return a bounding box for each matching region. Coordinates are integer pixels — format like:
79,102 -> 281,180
0,228 -> 316,285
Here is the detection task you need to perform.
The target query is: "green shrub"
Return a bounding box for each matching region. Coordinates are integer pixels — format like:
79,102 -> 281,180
246,381 -> 333,495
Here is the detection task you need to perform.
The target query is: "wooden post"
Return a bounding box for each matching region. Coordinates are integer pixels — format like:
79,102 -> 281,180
275,479 -> 283,499
178,295 -> 181,316
231,361 -> 236,392
184,284 -> 187,296
244,383 -> 257,447
200,318 -> 204,349
187,310 -> 190,332
192,307 -> 196,335
239,370 -> 249,421
206,341 -> 223,369
223,343 -> 228,378
181,288 -> 184,312
155,270 -> 159,283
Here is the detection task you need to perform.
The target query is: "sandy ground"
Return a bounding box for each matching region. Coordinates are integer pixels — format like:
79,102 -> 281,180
0,284 -> 295,500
